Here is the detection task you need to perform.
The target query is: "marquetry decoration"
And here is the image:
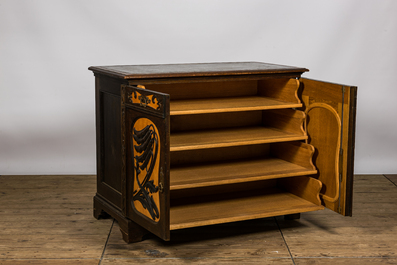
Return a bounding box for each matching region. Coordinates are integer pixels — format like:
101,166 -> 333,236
131,118 -> 161,221
128,90 -> 163,111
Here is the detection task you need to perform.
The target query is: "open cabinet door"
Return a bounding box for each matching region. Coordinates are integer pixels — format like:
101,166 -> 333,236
121,84 -> 170,240
299,78 -> 357,216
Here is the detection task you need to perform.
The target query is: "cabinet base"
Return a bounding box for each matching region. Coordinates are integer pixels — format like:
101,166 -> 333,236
93,195 -> 149,243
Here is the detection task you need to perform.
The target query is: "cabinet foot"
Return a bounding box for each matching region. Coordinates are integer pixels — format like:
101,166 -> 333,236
93,197 -> 111,219
119,219 -> 149,243
284,213 -> 301,220
93,195 -> 149,243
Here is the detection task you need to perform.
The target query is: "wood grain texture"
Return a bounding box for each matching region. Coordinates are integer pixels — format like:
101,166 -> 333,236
262,109 -> 306,135
1,175 -> 395,264
385,174 -> 397,186
278,176 -> 323,206
101,258 -> 295,264
169,188 -> 323,230
170,108 -> 305,135
277,175 -> 397,259
305,103 -> 341,203
0,175 -> 112,260
144,80 -> 258,100
170,158 -> 317,190
300,78 -> 357,216
170,126 -> 307,151
0,261 -> 100,265
170,144 -> 270,167
170,141 -> 317,190
170,96 -> 302,115
170,111 -> 263,132
103,218 -> 292,260
258,78 -> 301,104
270,142 -> 316,170
294,258 -> 397,265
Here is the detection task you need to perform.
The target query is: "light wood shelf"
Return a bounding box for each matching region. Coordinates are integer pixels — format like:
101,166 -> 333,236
170,188 -> 324,230
170,158 -> 317,190
170,96 -> 302,115
170,126 -> 307,151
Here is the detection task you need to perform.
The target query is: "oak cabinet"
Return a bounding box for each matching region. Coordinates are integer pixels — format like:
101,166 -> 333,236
89,62 -> 357,243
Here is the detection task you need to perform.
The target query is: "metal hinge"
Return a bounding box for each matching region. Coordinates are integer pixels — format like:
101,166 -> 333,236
159,167 -> 164,193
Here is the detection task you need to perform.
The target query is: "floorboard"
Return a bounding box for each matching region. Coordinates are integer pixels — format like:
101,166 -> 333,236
0,174 -> 396,264
275,175 -> 397,261
0,175 -> 112,261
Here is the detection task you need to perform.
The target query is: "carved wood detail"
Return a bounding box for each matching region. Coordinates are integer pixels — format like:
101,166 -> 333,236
305,103 -> 341,203
131,118 -> 161,221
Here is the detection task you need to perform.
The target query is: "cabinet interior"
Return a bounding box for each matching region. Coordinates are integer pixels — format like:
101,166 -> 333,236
139,78 -> 324,230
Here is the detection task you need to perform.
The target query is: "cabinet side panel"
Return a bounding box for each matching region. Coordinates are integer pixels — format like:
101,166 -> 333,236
95,75 -> 126,209
101,92 -> 122,191
258,78 -> 301,104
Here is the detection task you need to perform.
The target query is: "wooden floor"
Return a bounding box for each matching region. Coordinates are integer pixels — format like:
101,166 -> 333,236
0,175 -> 396,265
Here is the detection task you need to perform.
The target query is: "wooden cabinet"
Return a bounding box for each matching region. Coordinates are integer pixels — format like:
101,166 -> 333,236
89,62 -> 357,243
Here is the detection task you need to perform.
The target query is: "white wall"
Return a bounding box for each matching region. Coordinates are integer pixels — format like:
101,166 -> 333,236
1,0 -> 396,174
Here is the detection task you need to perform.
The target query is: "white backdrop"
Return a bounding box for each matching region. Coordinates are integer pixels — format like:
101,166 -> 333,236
1,0 -> 396,174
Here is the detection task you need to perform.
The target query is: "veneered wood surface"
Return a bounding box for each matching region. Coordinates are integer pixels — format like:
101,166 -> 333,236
169,188 -> 324,230
89,62 -> 308,79
170,108 -> 305,135
300,78 -> 357,216
170,111 -> 263,132
145,80 -> 258,100
170,126 -> 307,151
278,176 -> 323,206
170,96 -> 302,115
170,141 -> 317,190
306,103 -> 341,203
270,142 -> 316,170
170,158 -> 317,190
262,109 -> 306,135
258,78 -> 301,104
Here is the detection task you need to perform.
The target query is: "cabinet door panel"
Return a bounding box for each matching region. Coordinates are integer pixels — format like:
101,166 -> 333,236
299,78 -> 357,216
122,85 -> 170,240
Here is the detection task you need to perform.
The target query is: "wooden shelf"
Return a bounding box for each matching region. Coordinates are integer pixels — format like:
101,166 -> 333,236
170,96 -> 302,115
170,158 -> 317,190
170,188 -> 324,230
170,126 -> 307,151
